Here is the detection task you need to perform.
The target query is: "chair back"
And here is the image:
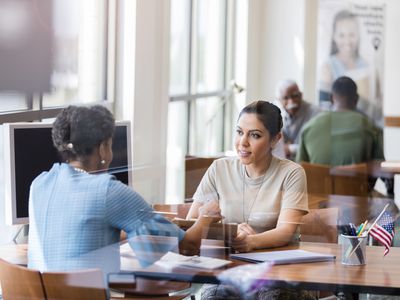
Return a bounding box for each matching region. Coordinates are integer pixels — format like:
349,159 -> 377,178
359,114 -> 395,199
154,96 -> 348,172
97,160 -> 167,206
42,268 -> 108,300
0,258 -> 46,300
152,203 -> 192,219
300,162 -> 333,195
300,208 -> 339,243
185,156 -> 217,198
330,163 -> 369,196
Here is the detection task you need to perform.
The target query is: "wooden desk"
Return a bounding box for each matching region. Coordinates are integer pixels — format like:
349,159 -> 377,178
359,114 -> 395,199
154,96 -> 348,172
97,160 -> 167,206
132,242 -> 400,296
367,160 -> 400,179
3,241 -> 400,295
329,160 -> 400,180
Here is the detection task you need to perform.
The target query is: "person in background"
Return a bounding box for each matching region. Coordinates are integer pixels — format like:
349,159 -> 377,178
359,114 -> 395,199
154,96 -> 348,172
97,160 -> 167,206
297,76 -> 383,166
275,79 -> 320,160
28,105 -> 220,279
187,101 -> 315,299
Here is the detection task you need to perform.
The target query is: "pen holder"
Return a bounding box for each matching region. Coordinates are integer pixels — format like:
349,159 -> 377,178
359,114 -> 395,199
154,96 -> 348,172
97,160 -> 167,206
341,233 -> 367,265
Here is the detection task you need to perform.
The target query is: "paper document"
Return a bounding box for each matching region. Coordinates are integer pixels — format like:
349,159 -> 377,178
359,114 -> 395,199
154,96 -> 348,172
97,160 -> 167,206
155,251 -> 232,270
230,250 -> 335,265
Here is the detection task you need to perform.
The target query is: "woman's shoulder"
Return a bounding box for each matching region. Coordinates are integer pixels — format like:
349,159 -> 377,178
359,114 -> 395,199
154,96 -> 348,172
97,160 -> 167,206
213,156 -> 241,168
272,156 -> 304,174
32,163 -> 63,183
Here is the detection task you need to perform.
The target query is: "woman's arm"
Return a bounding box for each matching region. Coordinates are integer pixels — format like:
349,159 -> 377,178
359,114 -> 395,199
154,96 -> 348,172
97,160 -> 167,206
179,200 -> 222,255
232,208 -> 306,252
186,201 -> 202,219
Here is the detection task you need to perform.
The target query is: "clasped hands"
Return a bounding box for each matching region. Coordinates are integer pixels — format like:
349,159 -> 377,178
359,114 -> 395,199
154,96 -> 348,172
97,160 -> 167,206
198,201 -> 256,252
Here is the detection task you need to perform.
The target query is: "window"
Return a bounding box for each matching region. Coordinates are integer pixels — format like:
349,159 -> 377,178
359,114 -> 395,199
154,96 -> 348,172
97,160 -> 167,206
0,0 -> 112,244
0,0 -> 110,123
167,0 -> 248,202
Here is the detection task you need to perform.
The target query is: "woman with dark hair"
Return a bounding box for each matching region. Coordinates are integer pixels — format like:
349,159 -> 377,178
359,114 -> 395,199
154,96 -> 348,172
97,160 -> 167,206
28,105 -> 220,277
188,100 -> 308,251
187,101 -> 313,299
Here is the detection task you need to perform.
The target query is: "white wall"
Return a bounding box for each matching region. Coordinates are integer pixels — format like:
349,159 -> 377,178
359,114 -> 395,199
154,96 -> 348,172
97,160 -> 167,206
383,0 -> 400,161
114,0 -> 170,203
246,0 -> 318,103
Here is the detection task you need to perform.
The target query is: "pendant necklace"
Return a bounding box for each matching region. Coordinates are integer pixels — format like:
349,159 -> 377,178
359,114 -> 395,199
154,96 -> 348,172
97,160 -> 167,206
242,165 -> 268,224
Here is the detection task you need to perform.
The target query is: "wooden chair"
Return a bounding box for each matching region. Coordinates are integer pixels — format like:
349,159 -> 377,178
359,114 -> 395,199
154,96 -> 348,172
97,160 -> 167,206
301,162 -> 371,197
42,268 -> 108,300
299,208 -> 339,299
300,162 -> 333,195
299,207 -> 339,243
42,268 -> 189,300
0,258 -> 46,300
330,163 -> 370,196
185,156 -> 217,198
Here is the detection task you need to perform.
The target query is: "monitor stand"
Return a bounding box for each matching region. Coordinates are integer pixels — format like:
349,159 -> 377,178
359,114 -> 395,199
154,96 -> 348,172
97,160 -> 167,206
13,224 -> 29,244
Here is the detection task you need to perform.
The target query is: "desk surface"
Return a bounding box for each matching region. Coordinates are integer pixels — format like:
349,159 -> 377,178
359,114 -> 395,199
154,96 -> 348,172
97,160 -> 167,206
330,160 -> 400,179
132,242 -> 400,296
3,241 -> 400,295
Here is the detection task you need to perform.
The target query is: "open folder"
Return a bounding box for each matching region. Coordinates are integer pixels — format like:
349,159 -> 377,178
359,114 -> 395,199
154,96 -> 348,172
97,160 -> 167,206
230,250 -> 336,265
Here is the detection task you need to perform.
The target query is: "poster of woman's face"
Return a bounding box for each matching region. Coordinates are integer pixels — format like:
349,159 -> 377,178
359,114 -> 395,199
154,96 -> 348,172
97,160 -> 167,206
317,0 -> 385,127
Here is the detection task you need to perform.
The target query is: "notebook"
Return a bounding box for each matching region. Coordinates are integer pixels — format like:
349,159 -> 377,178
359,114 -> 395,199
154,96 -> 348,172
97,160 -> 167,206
230,250 -> 336,265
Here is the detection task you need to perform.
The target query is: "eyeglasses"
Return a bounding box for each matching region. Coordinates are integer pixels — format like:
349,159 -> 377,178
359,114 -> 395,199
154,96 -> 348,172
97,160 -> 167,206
281,92 -> 301,101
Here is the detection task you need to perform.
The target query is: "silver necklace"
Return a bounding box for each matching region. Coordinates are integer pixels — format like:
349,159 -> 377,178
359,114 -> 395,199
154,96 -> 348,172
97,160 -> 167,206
242,165 -> 268,224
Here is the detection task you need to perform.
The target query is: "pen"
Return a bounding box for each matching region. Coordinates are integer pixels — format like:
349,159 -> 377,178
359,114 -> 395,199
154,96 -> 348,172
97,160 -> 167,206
357,220 -> 368,237
349,223 -> 357,236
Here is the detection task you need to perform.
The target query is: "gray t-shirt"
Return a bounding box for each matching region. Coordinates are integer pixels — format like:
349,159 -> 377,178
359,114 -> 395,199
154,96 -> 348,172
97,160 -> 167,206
193,156 -> 308,233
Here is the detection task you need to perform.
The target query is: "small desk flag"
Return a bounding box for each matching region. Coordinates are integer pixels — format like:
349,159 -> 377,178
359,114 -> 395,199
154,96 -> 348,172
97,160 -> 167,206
370,212 -> 395,256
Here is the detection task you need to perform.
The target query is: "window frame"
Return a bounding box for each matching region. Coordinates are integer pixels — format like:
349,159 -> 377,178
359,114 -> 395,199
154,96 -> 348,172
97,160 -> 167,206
168,0 -> 236,155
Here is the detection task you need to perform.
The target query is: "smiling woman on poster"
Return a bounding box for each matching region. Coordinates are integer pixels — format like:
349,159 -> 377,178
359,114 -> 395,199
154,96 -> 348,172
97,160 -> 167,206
319,10 -> 371,109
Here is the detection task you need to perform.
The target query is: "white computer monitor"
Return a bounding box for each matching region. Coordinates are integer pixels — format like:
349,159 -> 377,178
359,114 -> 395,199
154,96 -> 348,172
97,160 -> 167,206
4,121 -> 132,225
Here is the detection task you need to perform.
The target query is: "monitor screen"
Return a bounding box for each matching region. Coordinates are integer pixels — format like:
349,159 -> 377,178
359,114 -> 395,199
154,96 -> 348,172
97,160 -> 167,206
4,121 -> 132,225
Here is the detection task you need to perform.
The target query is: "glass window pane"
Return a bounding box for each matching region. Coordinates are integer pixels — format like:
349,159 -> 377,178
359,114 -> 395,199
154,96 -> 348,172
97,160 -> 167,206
0,93 -> 27,112
189,97 -> 224,155
194,0 -> 226,93
169,0 -> 190,96
43,0 -> 107,107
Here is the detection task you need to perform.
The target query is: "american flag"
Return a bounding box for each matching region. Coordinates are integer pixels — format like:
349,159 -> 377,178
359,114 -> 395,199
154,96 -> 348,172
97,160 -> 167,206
370,212 -> 395,256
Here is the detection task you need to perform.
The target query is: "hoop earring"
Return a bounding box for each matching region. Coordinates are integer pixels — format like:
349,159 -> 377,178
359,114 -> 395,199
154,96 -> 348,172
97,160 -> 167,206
100,159 -> 106,165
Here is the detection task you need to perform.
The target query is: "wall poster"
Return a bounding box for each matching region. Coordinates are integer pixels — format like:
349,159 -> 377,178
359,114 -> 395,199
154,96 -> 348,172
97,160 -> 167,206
317,0 -> 385,127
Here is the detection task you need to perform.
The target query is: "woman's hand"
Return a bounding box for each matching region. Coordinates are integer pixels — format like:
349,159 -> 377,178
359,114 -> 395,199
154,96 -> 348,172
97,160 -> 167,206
237,222 -> 256,235
232,231 -> 255,253
198,200 -> 223,224
181,200 -> 222,255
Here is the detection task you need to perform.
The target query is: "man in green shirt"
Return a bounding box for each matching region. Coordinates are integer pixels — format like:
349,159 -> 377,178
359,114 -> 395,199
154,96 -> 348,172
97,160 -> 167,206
296,76 -> 383,166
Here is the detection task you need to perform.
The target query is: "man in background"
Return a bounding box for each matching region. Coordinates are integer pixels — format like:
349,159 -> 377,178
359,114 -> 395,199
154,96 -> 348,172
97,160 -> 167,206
296,76 -> 383,166
275,79 -> 320,160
